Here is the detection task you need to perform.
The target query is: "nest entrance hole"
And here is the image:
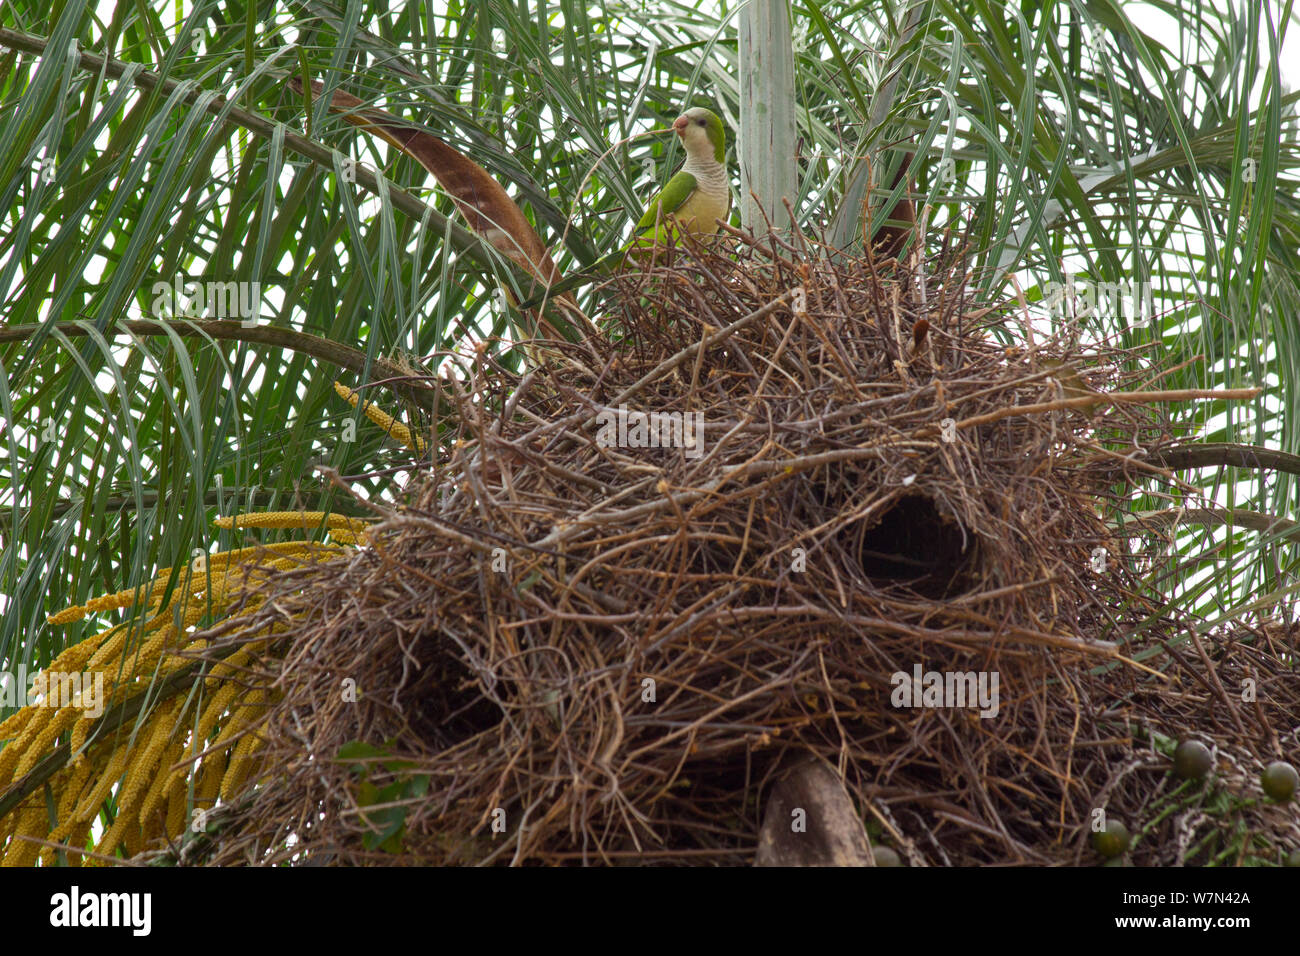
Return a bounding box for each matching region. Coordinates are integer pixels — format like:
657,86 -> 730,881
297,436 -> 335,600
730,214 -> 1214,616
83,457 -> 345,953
853,494 -> 974,596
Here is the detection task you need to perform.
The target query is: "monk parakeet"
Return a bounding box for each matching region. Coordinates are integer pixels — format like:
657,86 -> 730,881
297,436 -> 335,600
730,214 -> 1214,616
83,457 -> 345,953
520,106 -> 731,308
631,106 -> 731,247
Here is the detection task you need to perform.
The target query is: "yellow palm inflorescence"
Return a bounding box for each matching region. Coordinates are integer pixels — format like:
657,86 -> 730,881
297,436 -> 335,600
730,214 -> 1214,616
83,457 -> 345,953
0,385 -> 413,864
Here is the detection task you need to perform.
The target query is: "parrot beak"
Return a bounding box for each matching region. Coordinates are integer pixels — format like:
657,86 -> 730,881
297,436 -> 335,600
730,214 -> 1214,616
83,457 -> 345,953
673,115 -> 689,137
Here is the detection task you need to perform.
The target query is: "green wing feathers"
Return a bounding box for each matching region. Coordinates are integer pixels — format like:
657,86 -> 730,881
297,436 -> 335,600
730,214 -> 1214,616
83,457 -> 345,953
635,171 -> 699,234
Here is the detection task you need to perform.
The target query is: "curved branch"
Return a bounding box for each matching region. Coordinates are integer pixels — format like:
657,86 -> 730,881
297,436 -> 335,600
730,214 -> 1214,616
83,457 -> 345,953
1099,442 -> 1300,481
0,26 -> 531,287
1145,442 -> 1300,477
1130,507 -> 1300,540
0,318 -> 447,413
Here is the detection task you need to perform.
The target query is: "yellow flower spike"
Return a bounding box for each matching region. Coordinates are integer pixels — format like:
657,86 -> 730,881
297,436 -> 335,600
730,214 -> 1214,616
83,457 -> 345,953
4,805 -> 48,866
109,702 -> 183,853
199,688 -> 270,804
179,604 -> 208,630
202,646 -> 255,691
334,380 -> 428,454
43,760 -> 95,863
0,802 -> 16,849
139,728 -> 188,830
13,706 -> 81,777
44,577 -> 175,625
85,624 -> 141,672
56,756 -> 94,828
96,807 -> 130,860
165,777 -> 188,837
140,805 -> 166,848
69,741 -> 130,832
69,713 -> 96,758
220,752 -> 258,800
194,750 -> 227,810
266,551 -> 339,574
0,705 -> 35,751
118,701 -> 182,804
211,689 -> 267,748
0,702 -> 51,754
220,728 -> 266,799
122,818 -> 145,858
90,624 -> 184,695
47,538 -> 324,633
46,605 -> 88,626
0,706 -> 55,780
65,818 -> 96,868
133,623 -> 181,666
192,681 -> 245,746
47,632 -> 108,673
215,510 -> 372,534
186,575 -> 231,618
199,540 -> 315,567
14,494 -> 366,861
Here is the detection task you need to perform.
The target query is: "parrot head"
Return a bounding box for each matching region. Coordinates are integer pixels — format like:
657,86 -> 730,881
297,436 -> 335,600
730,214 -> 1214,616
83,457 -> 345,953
673,107 -> 727,164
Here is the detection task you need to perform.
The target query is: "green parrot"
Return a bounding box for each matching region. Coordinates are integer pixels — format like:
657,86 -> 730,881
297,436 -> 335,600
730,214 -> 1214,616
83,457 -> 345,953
631,106 -> 731,246
520,105 -> 731,309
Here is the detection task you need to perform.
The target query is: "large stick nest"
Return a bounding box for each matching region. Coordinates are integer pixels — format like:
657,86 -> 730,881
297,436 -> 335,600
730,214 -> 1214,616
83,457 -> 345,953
197,233 -> 1300,865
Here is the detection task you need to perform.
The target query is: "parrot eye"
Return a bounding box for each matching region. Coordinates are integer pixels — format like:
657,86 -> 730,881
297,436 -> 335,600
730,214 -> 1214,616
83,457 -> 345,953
697,119 -> 706,126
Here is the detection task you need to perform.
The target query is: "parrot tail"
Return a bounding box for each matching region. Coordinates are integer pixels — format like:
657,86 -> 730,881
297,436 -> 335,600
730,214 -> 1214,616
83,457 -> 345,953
289,76 -> 593,342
